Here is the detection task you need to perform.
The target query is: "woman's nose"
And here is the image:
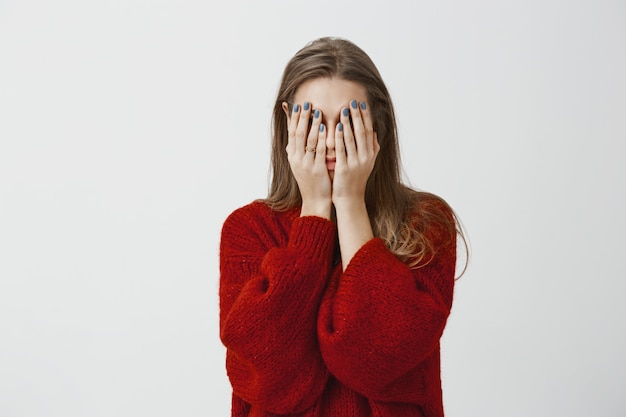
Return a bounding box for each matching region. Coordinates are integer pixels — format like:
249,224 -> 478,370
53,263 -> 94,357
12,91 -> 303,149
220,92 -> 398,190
325,123 -> 336,151
326,131 -> 334,150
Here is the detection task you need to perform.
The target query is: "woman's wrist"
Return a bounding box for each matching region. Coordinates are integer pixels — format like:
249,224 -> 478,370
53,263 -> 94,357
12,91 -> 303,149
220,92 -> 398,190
332,196 -> 367,213
333,197 -> 373,269
300,199 -> 332,220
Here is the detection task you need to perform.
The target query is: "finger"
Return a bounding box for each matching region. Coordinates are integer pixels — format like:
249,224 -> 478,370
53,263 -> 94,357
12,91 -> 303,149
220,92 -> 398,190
305,108 -> 322,157
295,101 -> 312,155
361,101 -> 377,149
350,99 -> 368,155
286,103 -> 300,154
335,122 -> 346,166
340,106 -> 357,159
315,122 -> 327,167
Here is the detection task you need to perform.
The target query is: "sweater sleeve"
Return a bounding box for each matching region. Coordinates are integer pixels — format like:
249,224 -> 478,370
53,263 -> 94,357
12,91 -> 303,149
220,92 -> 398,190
219,204 -> 336,414
317,204 -> 457,403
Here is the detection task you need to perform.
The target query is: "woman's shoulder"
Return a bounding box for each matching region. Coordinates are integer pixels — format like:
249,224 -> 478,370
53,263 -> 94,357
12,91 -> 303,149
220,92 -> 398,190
408,190 -> 454,218
407,190 -> 457,246
225,199 -> 270,218
223,200 -> 271,226
222,199 -> 300,231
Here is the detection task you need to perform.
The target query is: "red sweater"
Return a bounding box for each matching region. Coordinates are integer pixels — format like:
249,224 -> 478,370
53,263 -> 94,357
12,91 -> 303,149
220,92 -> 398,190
219,197 -> 456,417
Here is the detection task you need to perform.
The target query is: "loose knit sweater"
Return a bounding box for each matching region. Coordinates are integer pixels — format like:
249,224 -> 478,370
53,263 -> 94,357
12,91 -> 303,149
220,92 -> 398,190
219,196 -> 456,417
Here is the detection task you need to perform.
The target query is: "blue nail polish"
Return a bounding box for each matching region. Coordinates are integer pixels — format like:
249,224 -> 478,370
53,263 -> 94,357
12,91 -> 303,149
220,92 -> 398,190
293,104 -> 299,113
320,124 -> 325,132
303,102 -> 310,111
351,99 -> 358,109
342,107 -> 349,116
338,123 -> 343,132
314,109 -> 320,118
360,101 -> 366,110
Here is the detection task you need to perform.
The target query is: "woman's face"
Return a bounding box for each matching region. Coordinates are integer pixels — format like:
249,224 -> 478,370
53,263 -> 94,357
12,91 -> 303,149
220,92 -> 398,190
283,77 -> 368,178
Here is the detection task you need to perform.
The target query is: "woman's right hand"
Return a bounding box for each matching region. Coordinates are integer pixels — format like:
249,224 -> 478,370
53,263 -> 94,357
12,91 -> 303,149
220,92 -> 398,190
285,102 -> 332,219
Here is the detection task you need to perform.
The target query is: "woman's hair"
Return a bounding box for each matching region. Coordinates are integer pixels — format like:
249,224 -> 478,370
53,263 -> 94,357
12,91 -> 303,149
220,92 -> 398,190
264,36 -> 467,273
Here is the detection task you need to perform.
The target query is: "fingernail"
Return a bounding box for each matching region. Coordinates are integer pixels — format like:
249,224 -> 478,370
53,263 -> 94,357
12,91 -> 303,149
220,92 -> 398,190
338,123 -> 343,132
293,104 -> 299,113
342,108 -> 349,116
360,101 -> 366,110
314,109 -> 320,118
351,99 -> 358,109
320,123 -> 325,132
303,102 -> 310,111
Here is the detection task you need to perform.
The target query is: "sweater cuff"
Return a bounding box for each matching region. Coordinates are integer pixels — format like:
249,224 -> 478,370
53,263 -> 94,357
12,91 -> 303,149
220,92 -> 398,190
288,216 -> 336,263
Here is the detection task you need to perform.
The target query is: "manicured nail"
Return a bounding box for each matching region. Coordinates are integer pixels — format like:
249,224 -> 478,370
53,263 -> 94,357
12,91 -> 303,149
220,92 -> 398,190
351,99 -> 358,109
314,109 -> 320,118
303,102 -> 310,111
320,123 -> 325,132
360,101 -> 366,110
293,104 -> 299,113
338,123 -> 343,132
342,107 -> 349,116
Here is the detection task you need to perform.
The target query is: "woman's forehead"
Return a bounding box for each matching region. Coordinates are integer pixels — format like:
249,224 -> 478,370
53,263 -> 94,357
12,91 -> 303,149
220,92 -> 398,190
293,77 -> 367,112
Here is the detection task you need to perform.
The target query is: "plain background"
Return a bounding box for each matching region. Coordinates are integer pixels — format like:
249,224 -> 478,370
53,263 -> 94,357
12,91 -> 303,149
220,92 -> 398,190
1,0 -> 625,416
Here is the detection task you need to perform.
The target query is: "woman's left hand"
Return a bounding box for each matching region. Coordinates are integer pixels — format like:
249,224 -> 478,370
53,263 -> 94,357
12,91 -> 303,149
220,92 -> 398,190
331,100 -> 380,206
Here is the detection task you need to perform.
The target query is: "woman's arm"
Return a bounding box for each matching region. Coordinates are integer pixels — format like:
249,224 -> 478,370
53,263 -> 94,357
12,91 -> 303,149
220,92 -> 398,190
317,204 -> 457,403
219,204 -> 335,414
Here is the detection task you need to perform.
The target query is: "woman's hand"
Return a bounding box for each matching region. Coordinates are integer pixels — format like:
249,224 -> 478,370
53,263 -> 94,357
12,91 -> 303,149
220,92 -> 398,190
285,102 -> 332,219
332,100 -> 380,206
331,99 -> 379,269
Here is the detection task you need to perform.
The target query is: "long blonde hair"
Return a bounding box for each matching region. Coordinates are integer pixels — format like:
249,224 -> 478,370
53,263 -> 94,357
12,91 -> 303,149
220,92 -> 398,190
264,37 -> 467,272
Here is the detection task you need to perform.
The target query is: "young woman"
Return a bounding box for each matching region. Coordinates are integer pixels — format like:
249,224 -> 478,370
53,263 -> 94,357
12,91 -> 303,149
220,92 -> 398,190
219,37 -> 466,417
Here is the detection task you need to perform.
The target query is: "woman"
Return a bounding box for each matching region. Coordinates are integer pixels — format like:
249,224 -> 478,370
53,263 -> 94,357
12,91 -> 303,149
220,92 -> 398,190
219,37 -> 466,417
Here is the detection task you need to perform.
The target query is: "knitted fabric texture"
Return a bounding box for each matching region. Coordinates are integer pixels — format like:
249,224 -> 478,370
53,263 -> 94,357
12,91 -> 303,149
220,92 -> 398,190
219,197 -> 456,417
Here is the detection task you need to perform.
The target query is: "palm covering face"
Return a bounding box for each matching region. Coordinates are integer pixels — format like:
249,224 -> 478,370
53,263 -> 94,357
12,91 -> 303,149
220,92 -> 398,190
330,100 -> 379,205
285,102 -> 332,207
